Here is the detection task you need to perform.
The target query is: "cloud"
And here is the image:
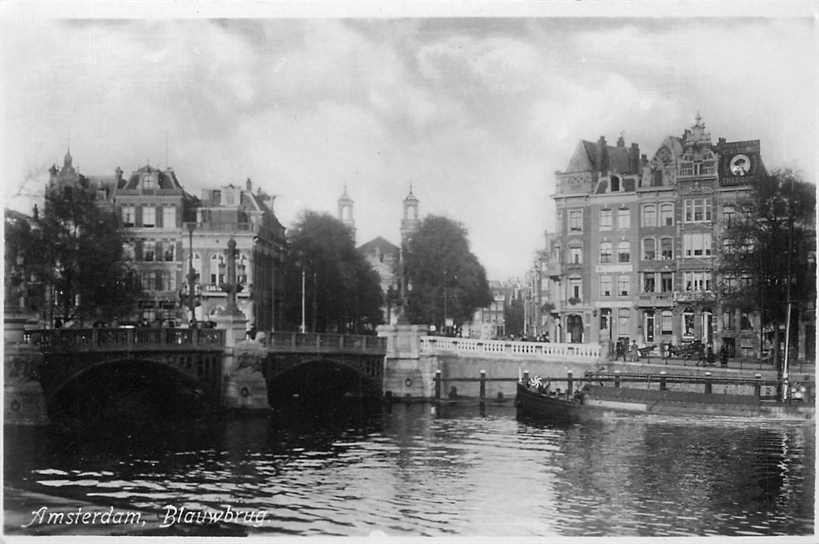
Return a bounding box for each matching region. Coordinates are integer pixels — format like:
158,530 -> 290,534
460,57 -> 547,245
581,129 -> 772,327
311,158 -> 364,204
1,17 -> 815,282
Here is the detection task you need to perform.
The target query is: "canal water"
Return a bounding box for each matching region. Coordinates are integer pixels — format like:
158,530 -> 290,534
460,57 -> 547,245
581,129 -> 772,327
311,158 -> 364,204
4,401 -> 815,537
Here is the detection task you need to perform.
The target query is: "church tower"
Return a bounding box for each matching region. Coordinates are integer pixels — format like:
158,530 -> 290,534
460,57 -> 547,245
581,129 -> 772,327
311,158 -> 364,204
337,185 -> 356,243
400,185 -> 420,243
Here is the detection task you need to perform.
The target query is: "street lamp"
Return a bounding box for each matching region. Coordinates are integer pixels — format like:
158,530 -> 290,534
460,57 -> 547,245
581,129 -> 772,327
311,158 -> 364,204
187,223 -> 198,327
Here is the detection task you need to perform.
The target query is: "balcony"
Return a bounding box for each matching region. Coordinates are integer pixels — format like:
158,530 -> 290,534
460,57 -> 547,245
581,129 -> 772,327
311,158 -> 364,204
637,292 -> 674,307
673,290 -> 716,304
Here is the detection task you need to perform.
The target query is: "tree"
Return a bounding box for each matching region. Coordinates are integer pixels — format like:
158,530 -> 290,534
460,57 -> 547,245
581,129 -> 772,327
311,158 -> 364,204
281,211 -> 383,333
718,169 -> 816,361
404,215 -> 492,330
29,183 -> 139,325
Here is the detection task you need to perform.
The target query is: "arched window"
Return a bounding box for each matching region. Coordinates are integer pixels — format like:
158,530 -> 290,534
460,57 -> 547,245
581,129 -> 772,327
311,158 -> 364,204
642,204 -> 657,227
642,238 -> 656,260
599,242 -> 613,264
659,203 -> 674,226
660,237 -> 673,260
617,241 -> 630,263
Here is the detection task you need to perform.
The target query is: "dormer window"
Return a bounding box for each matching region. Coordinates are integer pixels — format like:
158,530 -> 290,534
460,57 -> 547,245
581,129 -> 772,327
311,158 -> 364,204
142,175 -> 155,190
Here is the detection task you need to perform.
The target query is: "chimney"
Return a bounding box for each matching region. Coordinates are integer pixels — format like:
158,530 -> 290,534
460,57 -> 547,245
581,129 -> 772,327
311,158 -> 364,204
246,177 -> 252,192
641,153 -> 648,166
629,142 -> 640,173
617,134 -> 625,147
597,136 -> 609,173
718,137 -> 726,146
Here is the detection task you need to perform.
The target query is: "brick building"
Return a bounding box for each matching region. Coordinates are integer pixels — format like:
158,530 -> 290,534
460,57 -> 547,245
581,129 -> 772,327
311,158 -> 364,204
550,116 -> 814,361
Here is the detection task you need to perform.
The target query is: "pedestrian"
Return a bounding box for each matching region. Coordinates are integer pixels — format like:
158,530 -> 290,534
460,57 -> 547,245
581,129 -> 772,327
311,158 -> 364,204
629,340 -> 639,362
720,344 -> 729,367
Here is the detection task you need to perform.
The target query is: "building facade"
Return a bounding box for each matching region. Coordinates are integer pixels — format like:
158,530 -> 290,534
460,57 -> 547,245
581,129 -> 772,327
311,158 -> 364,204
550,117 -> 812,361
44,152 -> 286,330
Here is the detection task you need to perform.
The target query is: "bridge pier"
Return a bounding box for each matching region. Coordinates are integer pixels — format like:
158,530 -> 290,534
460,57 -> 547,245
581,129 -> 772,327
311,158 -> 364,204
378,324 -> 435,400
4,311 -> 48,425
215,313 -> 270,411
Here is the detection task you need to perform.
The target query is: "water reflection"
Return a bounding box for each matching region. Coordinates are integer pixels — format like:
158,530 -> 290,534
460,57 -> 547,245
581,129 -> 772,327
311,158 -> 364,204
4,402 -> 814,536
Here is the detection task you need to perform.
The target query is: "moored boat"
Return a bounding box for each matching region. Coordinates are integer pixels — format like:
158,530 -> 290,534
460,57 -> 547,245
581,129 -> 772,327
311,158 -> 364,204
516,378 -> 814,423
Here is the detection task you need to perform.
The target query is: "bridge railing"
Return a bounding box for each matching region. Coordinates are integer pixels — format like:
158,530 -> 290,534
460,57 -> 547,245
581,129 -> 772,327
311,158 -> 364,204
420,336 -> 601,362
263,331 -> 386,354
24,327 -> 226,352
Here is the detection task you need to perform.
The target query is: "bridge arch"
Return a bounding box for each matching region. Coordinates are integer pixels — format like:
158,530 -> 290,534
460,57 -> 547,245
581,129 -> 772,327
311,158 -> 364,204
46,356 -> 221,426
264,355 -> 383,404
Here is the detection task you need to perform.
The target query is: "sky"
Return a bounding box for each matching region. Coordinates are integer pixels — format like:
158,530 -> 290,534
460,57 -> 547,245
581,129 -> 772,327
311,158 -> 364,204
2,2 -> 817,280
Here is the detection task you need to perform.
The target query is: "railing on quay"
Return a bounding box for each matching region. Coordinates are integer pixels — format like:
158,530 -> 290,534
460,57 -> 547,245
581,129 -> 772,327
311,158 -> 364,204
23,327 -> 226,352
420,336 -> 601,362
432,369 -> 815,403
261,331 -> 386,355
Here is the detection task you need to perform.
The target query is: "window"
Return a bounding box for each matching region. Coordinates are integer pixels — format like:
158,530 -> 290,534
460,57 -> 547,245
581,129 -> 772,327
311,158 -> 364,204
661,272 -> 673,293
617,275 -> 630,296
599,209 -> 613,230
142,175 -> 155,190
600,276 -> 613,297
568,209 -> 583,232
643,273 -> 656,293
569,278 -> 582,300
142,206 -> 156,227
740,312 -> 752,330
645,310 -> 655,342
652,170 -> 663,187
683,308 -> 695,337
683,271 -> 712,292
123,241 -> 135,260
617,241 -> 630,263
600,308 -> 611,331
610,176 -> 620,192
210,254 -> 226,285
642,204 -> 657,227
661,310 -> 673,334
722,238 -> 735,254
722,205 -> 736,226
661,237 -> 673,260
141,271 -> 156,290
570,247 -> 583,264
683,233 -> 712,257
659,203 -> 674,226
642,238 -> 656,260
679,161 -> 694,177
617,208 -> 631,229
684,198 -> 712,223
163,206 -> 176,229
143,241 -> 155,262
163,243 -> 175,262
599,242 -> 613,264
238,254 -> 248,284
618,308 -> 630,334
722,309 -> 736,330
121,206 -> 135,227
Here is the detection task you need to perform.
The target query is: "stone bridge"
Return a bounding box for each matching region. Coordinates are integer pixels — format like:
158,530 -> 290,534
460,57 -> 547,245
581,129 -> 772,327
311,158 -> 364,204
234,332 -> 387,405
18,328 -> 226,420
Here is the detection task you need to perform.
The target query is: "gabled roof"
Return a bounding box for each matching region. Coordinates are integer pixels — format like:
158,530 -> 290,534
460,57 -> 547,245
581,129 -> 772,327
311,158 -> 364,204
357,236 -> 399,255
564,140 -> 634,174
122,165 -> 184,191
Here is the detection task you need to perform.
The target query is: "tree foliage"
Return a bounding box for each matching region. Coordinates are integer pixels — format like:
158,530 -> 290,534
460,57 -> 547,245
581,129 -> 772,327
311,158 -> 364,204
281,211 -> 383,333
404,215 -> 492,328
718,169 -> 816,332
29,184 -> 139,325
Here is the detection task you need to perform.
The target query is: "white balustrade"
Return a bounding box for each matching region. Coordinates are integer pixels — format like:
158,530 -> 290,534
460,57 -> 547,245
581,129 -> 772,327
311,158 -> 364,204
419,336 -> 601,362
